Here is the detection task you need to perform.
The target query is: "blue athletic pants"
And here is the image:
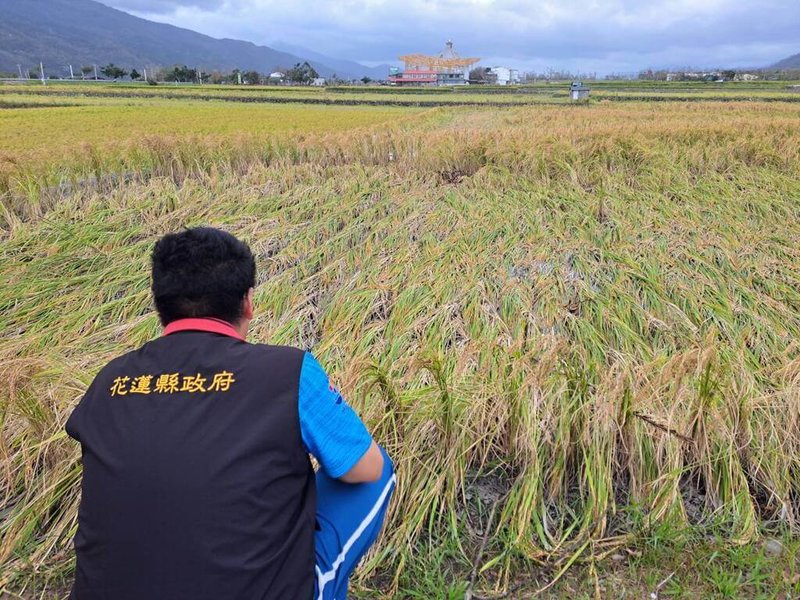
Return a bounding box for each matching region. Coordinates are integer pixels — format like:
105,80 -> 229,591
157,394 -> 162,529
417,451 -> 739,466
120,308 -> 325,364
313,445 -> 396,600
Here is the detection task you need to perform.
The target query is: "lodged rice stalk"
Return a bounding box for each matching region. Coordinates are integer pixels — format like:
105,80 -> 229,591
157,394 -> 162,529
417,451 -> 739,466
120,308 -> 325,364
1,100 -> 800,594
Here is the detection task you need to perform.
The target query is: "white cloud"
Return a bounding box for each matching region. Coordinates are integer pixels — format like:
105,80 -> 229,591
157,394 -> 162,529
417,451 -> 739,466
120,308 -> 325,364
102,0 -> 800,73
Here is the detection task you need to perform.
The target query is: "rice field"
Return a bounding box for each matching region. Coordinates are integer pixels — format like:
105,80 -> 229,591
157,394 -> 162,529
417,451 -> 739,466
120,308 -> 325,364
4,79 -> 799,110
0,94 -> 419,179
2,88 -> 800,598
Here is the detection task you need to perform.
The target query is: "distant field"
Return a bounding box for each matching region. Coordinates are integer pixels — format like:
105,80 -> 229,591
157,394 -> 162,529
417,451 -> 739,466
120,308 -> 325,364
2,81 -> 800,193
3,78 -> 800,105
2,87 -> 800,598
0,82 -> 563,106
0,94 -> 418,175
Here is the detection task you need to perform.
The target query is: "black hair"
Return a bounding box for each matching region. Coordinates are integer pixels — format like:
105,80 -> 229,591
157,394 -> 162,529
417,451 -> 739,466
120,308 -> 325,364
151,227 -> 256,326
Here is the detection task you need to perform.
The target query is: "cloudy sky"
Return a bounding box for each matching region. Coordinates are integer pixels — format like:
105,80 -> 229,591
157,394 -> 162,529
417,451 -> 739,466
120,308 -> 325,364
103,0 -> 799,74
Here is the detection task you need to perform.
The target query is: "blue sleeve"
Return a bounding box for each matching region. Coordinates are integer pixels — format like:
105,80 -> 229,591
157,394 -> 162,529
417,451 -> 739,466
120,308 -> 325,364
298,352 -> 372,478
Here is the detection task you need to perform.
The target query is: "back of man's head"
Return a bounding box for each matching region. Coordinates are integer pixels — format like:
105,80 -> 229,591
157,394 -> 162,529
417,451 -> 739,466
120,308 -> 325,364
151,227 -> 256,326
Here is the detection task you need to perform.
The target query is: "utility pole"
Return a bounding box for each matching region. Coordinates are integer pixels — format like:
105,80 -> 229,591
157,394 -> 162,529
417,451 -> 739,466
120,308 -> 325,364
94,64 -> 99,80
143,67 -> 147,82
17,64 -> 23,80
40,62 -> 46,85
69,64 -> 74,80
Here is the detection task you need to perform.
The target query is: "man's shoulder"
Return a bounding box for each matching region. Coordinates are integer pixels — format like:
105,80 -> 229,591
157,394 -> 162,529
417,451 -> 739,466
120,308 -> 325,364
245,341 -> 305,354
91,338 -> 308,378
230,342 -> 308,380
87,341 -> 308,396
243,342 -> 306,362
231,343 -> 308,395
131,334 -> 306,360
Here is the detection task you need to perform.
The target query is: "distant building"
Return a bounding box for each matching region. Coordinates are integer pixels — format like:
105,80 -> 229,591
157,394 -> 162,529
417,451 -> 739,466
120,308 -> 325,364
570,81 -> 590,101
269,71 -> 285,79
734,73 -> 759,82
311,77 -> 326,86
488,66 -> 520,85
389,40 -> 479,86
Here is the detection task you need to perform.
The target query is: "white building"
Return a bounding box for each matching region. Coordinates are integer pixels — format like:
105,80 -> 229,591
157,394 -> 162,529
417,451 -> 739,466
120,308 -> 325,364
488,66 -> 520,85
311,77 -> 326,86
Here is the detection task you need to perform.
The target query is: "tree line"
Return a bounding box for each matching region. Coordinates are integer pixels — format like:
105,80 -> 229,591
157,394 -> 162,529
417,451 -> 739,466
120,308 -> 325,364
57,61 -> 324,85
2,61 -> 330,84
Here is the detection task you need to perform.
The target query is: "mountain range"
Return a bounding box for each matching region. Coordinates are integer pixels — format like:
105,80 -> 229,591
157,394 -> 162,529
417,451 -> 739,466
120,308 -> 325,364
272,41 -> 390,81
0,0 -> 390,80
772,53 -> 800,69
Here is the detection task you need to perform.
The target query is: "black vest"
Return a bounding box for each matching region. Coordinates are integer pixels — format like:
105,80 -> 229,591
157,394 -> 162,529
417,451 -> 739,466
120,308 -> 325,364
66,329 -> 315,600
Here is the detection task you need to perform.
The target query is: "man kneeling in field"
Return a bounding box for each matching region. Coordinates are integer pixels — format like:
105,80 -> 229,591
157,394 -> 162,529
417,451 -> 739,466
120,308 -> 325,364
66,227 -> 395,600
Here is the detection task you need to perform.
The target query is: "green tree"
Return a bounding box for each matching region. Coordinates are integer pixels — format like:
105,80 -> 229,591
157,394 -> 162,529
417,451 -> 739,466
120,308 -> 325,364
130,69 -> 141,81
161,65 -> 197,83
80,65 -> 93,80
228,69 -> 242,84
100,63 -> 127,79
241,70 -> 261,85
286,61 -> 318,85
360,76 -> 372,84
